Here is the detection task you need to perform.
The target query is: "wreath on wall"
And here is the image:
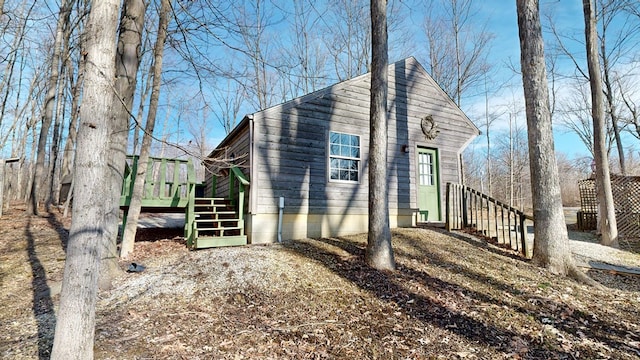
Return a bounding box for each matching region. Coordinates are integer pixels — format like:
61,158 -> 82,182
421,115 -> 439,140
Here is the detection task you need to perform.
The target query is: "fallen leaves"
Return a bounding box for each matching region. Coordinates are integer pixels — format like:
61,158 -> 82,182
2,208 -> 640,359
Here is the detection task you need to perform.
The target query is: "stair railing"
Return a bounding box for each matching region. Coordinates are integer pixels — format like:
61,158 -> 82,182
185,159 -> 197,247
229,166 -> 250,232
445,182 -> 534,258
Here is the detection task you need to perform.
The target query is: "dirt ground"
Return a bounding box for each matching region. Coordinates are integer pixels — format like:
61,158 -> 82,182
1,205 -> 640,359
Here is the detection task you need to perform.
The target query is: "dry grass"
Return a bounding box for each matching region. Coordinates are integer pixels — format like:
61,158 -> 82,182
1,206 -> 639,359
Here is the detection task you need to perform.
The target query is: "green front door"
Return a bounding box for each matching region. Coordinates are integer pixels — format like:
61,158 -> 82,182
417,147 -> 440,221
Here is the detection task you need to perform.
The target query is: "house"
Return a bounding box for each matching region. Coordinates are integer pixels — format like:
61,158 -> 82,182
205,57 -> 480,245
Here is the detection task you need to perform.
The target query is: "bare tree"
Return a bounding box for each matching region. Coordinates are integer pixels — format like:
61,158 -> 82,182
367,0 -> 395,271
132,39 -> 154,154
322,0 -> 371,81
50,0 -> 121,357
0,1 -> 37,158
618,75 -> 640,141
557,153 -> 591,206
480,75 -> 506,196
547,0 -> 640,173
88,0 -> 146,289
599,1 -> 627,174
584,0 -> 618,247
516,0 -> 592,281
0,1 -> 36,131
121,0 -> 170,259
493,101 -> 530,209
556,81 -> 616,157
60,19 -> 88,186
231,0 -> 276,110
48,4 -> 77,207
211,76 -> 245,134
286,0 -> 328,95
28,0 -> 72,215
422,0 -> 494,107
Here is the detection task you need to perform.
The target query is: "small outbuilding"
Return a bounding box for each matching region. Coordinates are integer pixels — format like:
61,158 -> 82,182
206,57 -> 480,244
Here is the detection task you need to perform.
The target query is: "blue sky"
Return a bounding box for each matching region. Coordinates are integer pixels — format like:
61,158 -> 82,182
466,0 -> 589,158
146,0 -> 638,164
2,0 -> 635,163
456,0 -> 637,160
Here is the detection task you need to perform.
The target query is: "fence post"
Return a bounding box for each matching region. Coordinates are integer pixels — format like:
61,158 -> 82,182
446,183 -> 452,231
519,214 -> 527,257
462,185 -> 468,227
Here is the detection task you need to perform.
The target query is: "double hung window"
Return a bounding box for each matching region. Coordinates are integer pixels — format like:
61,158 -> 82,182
329,131 -> 360,182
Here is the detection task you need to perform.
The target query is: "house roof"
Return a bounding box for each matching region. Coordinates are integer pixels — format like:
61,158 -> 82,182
210,56 -> 480,156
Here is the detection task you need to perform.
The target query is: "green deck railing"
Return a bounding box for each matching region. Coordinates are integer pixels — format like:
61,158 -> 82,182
230,166 -> 249,235
120,155 -> 197,208
120,156 -> 249,248
120,155 -> 197,243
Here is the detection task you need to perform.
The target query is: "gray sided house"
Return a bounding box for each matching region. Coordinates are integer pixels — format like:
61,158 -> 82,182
206,57 -> 479,244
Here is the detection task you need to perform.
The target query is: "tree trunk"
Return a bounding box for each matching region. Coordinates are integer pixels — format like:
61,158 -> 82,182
28,0 -> 71,215
100,0 -> 146,280
602,52 -> 625,174
49,14 -> 74,207
24,110 -> 37,203
485,78 -> 492,196
583,0 -> 618,247
132,57 -> 153,154
120,0 -> 169,259
366,0 -> 395,271
49,52 -> 69,207
516,0 -> 580,276
60,42 -> 86,181
50,0 -> 121,358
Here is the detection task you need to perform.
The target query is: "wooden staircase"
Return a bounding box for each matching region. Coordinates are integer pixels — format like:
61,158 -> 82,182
191,197 -> 247,248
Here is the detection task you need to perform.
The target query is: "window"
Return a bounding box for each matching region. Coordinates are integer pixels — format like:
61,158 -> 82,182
329,131 -> 360,182
418,152 -> 434,186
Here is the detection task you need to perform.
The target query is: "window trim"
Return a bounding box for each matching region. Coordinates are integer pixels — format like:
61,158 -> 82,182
327,130 -> 361,184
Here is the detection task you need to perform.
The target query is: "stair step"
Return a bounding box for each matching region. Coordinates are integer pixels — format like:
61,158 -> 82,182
194,235 -> 247,248
194,205 -> 233,209
194,218 -> 240,223
194,211 -> 236,215
196,226 -> 242,231
195,197 -> 227,201
189,197 -> 245,249
194,198 -> 232,204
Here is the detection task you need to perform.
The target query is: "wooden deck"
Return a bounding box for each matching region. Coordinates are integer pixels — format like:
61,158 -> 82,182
120,156 -> 248,248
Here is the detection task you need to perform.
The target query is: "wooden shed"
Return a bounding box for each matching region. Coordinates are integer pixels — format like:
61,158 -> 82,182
206,57 -> 479,244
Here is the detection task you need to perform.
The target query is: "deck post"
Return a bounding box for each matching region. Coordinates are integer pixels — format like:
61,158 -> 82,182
185,159 -> 197,248
121,156 -> 138,206
238,183 -> 245,224
185,183 -> 195,248
445,182 -> 451,231
519,214 -> 527,256
462,185 -> 468,227
229,166 -> 250,237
